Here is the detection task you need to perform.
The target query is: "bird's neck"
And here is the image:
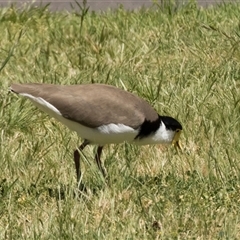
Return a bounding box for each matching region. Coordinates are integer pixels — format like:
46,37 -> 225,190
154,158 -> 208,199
134,120 -> 175,145
151,121 -> 175,144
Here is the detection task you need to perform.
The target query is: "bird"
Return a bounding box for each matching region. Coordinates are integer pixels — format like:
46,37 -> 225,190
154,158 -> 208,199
10,83 -> 182,184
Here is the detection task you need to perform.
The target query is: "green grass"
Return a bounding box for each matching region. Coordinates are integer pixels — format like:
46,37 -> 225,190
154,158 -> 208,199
1,1 -> 240,239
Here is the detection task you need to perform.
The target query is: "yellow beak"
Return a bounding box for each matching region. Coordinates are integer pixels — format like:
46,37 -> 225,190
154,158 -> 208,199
172,130 -> 182,150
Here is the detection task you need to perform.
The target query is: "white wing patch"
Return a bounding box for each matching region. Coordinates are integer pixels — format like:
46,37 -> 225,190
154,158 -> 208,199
98,123 -> 136,134
97,123 -> 138,144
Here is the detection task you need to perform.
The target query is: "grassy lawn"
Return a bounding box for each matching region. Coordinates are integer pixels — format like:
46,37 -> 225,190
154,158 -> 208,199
0,1 -> 240,239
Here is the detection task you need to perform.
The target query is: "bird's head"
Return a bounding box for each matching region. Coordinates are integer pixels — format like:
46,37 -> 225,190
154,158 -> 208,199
161,116 -> 182,150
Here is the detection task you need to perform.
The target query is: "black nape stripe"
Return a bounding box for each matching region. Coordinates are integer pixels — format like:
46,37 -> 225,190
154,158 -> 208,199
135,116 -> 161,139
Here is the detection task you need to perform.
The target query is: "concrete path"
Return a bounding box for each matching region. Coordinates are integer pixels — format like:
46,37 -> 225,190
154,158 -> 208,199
0,0 -> 237,11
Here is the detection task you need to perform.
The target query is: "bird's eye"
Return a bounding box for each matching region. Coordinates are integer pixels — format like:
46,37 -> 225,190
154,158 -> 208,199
176,129 -> 179,132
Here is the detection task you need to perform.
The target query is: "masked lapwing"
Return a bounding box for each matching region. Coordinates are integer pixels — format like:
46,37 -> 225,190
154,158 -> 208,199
10,83 -> 182,183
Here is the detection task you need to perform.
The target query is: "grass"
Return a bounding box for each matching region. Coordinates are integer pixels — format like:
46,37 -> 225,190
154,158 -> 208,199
0,0 -> 240,239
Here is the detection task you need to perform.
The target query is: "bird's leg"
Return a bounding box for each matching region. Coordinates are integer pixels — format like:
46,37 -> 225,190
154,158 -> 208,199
95,146 -> 107,178
74,140 -> 89,184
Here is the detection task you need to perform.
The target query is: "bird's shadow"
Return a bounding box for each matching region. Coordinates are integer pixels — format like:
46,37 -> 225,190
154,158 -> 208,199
0,171 -> 195,202
46,181 -> 108,200
0,177 -> 107,202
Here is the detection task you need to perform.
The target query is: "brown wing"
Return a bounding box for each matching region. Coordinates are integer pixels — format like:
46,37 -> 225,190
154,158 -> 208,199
10,83 -> 159,129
